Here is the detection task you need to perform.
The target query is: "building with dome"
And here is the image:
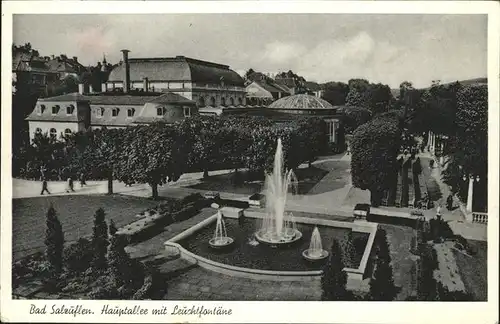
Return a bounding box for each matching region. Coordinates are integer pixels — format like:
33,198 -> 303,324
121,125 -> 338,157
200,94 -> 345,152
267,94 -> 344,151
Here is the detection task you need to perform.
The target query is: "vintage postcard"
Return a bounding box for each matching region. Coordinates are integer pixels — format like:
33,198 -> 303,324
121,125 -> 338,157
1,1 -> 499,323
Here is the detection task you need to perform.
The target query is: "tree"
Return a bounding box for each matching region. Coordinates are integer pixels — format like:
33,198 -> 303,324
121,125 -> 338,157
341,231 -> 356,268
92,208 -> 109,271
85,128 -> 124,194
244,68 -> 256,80
117,123 -> 188,199
321,240 -> 348,300
350,113 -> 402,206
339,106 -> 372,134
442,85 -> 487,211
369,229 -> 397,300
367,83 -> 392,115
108,234 -> 143,289
345,87 -> 367,108
44,205 -> 64,273
321,81 -> 349,105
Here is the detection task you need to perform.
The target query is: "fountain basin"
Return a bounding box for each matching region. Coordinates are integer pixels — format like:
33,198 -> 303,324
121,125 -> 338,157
302,249 -> 329,262
165,211 -> 377,286
254,228 -> 303,246
209,237 -> 234,249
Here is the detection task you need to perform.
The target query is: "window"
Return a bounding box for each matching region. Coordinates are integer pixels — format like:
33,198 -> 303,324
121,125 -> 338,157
127,108 -> 135,117
35,128 -> 42,134
39,105 -> 46,114
198,97 -> 206,107
238,97 -> 243,106
66,105 -> 75,115
50,128 -> 57,139
157,107 -> 166,116
51,105 -> 60,115
210,97 -> 216,106
221,97 -> 226,106
229,97 -> 235,106
64,129 -> 72,136
327,120 -> 336,143
112,108 -> 119,117
96,107 -> 104,118
183,107 -> 191,117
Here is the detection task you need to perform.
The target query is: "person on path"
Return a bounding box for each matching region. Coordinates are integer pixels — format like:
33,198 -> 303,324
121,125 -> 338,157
436,205 -> 442,220
446,194 -> 454,210
79,172 -> 86,187
40,178 -> 50,195
66,177 -> 75,193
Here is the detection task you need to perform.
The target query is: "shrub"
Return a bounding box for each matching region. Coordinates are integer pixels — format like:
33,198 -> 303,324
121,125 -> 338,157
44,206 -> 64,273
92,208 -> 109,271
63,238 -> 93,273
321,240 -> 348,300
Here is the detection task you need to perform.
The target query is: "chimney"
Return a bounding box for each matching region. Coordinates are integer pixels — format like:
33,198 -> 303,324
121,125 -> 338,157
78,83 -> 84,94
143,77 -> 149,92
121,49 -> 131,93
89,84 -> 94,93
72,56 -> 78,62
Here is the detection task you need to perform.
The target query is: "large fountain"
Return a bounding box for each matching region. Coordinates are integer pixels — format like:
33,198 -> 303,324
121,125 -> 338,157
254,138 -> 303,246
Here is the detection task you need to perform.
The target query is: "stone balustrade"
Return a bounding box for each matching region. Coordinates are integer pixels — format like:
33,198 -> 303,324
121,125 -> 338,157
472,212 -> 488,224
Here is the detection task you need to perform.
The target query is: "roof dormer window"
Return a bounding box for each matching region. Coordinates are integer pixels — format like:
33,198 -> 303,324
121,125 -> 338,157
111,108 -> 119,117
51,105 -> 60,115
96,107 -> 104,118
183,107 -> 191,117
39,104 -> 46,115
66,105 -> 75,115
157,107 -> 166,116
127,108 -> 136,118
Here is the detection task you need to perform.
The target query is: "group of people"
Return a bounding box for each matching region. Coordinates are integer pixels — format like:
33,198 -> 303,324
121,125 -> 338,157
40,168 -> 87,195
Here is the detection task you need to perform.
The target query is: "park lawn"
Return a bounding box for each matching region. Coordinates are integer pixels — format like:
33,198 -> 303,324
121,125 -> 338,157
453,240 -> 487,301
12,194 -> 158,261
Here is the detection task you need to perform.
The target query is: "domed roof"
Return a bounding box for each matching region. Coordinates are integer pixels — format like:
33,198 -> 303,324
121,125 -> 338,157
268,94 -> 334,110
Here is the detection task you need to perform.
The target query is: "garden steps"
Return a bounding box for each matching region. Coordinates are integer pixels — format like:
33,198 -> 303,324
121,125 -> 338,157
157,258 -> 197,278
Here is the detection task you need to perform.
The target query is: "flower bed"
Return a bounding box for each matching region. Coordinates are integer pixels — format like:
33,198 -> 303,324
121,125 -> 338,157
117,194 -> 209,243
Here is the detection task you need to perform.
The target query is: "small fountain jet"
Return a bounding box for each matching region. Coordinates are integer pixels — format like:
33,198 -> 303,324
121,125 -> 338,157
302,226 -> 329,261
209,210 -> 234,249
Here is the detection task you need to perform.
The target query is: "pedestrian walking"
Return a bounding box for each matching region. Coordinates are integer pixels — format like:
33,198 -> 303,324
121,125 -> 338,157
446,194 -> 454,210
40,178 -> 50,195
66,177 -> 75,193
79,172 -> 86,187
436,205 -> 442,220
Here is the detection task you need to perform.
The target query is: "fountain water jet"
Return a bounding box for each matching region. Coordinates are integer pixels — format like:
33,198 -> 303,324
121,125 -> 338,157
209,210 -> 234,248
254,138 -> 302,245
302,226 -> 329,261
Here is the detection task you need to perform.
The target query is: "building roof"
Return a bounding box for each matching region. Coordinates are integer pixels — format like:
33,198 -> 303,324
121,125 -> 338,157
268,94 -> 334,110
37,91 -> 195,106
38,93 -> 89,103
107,56 -> 245,87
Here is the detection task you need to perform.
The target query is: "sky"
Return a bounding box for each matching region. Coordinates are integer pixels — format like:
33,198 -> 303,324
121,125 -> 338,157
13,14 -> 487,88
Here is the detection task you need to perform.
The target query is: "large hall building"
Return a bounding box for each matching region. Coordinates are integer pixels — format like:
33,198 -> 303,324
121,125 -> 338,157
26,50 -> 245,139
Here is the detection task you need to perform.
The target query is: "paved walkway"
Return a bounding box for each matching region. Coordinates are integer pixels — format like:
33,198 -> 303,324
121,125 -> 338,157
420,152 -> 487,241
